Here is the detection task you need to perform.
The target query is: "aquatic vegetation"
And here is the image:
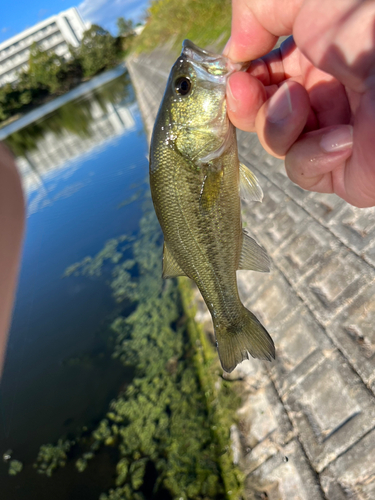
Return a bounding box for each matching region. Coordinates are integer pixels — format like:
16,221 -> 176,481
75,452 -> 95,473
178,279 -> 244,497
34,439 -> 74,476
8,459 -> 23,476
33,198 -> 244,498
63,235 -> 135,278
83,203 -> 226,498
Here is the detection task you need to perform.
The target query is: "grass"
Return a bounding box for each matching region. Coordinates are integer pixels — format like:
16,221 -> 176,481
178,277 -> 245,500
132,0 -> 232,54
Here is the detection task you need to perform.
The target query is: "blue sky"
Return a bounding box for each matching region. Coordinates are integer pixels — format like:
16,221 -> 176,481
0,0 -> 150,44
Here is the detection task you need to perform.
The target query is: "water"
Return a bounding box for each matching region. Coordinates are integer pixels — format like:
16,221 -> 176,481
0,67 -> 236,500
0,70 -> 150,498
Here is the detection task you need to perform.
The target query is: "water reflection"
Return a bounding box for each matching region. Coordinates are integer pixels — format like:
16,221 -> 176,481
3,69 -> 136,194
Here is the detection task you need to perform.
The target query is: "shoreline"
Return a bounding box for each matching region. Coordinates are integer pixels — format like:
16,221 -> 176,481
0,64 -> 127,140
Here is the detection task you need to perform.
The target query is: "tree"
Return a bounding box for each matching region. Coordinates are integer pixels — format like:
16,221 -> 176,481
28,42 -> 65,93
117,17 -> 134,37
79,25 -> 119,77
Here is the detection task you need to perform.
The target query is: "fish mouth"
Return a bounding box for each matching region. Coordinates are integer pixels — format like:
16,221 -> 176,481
182,39 -> 219,59
182,39 -> 247,77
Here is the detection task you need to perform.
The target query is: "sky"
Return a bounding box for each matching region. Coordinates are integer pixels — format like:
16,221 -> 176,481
0,0 -> 150,44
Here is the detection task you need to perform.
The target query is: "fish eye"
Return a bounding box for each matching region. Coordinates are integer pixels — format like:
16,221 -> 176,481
174,76 -> 191,96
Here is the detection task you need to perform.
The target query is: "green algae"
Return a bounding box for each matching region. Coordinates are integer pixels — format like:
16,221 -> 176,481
34,439 -> 74,476
8,459 -> 23,476
32,196 -> 244,499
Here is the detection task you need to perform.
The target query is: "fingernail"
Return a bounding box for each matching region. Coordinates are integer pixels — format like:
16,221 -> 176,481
227,78 -> 238,113
223,36 -> 231,56
267,82 -> 293,123
320,125 -> 353,152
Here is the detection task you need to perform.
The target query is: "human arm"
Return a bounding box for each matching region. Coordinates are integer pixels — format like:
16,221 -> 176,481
0,143 -> 25,378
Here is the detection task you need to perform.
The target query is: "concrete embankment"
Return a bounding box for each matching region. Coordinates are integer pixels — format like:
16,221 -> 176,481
127,49 -> 375,500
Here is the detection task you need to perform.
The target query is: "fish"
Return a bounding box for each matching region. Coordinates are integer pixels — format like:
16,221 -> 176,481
149,40 -> 275,373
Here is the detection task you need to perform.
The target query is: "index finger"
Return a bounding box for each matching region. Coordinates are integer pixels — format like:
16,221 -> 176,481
224,0 -> 303,62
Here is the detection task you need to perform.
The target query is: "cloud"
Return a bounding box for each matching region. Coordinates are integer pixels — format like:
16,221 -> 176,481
1,27 -> 9,33
38,9 -> 49,19
78,0 -> 149,32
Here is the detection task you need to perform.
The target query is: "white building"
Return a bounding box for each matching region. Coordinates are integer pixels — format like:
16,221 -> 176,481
0,8 -> 87,87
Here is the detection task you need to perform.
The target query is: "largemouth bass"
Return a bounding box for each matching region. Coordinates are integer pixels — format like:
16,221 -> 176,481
150,40 -> 275,373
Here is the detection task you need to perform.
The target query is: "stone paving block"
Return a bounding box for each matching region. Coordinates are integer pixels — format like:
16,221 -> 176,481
241,382 -> 293,473
295,247 -> 374,325
237,268 -> 275,306
302,191 -> 346,225
223,357 -> 269,390
327,280 -> 375,394
283,349 -> 375,472
275,219 -> 340,285
320,428 -> 375,500
362,238 -> 375,267
281,177 -> 314,205
245,439 -> 324,500
261,199 -> 307,254
327,204 -> 375,255
243,187 -> 307,256
268,305 -> 334,396
240,270 -> 301,331
242,181 -> 281,226
238,132 -> 266,163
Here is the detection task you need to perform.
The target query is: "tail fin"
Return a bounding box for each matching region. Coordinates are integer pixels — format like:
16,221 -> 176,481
214,307 -> 275,373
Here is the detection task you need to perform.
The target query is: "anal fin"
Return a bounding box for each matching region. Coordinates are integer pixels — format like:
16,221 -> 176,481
239,230 -> 271,272
162,242 -> 186,279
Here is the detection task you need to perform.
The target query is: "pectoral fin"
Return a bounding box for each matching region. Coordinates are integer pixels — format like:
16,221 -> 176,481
162,242 -> 186,279
239,230 -> 271,272
240,163 -> 263,202
200,170 -> 223,214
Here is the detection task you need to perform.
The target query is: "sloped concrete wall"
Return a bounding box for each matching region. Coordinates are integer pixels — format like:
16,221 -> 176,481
127,50 -> 375,500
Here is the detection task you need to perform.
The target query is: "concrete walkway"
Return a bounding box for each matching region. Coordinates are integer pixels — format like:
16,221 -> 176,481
127,49 -> 375,500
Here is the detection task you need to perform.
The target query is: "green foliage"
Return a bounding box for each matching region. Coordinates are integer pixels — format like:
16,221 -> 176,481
29,42 -> 65,93
117,17 -> 134,37
0,24 -> 123,125
80,25 -> 120,77
133,0 -> 231,54
4,71 -> 132,158
8,459 -> 23,476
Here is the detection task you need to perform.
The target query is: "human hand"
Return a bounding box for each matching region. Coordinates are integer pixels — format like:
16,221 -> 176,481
224,0 -> 375,208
